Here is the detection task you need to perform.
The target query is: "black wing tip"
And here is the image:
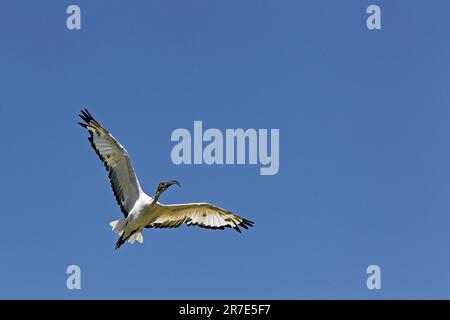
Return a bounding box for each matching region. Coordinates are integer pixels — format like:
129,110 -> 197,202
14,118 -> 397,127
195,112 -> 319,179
80,107 -> 93,118
83,108 -> 93,117
79,114 -> 89,124
78,108 -> 96,127
237,218 -> 254,231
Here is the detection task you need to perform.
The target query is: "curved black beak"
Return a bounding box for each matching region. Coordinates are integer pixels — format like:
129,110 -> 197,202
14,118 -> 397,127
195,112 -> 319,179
166,180 -> 181,188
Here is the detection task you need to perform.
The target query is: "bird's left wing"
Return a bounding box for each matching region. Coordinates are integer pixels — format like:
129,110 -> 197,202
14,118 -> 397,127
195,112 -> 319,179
78,108 -> 142,217
147,203 -> 254,232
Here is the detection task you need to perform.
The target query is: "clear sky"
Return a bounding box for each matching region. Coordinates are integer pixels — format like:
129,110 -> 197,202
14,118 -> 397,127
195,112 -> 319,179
1,0 -> 450,299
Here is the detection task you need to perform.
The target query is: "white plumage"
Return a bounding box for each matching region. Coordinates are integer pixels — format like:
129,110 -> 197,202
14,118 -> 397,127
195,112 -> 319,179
78,109 -> 254,249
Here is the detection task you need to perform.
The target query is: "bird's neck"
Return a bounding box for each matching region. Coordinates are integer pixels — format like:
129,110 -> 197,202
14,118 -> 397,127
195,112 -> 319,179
152,192 -> 162,205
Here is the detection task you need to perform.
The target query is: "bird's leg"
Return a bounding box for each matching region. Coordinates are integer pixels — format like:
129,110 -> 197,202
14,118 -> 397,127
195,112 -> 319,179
114,221 -> 129,250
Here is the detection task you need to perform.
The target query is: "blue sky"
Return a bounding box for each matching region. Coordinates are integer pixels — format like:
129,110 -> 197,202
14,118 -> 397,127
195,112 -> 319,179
1,0 -> 450,299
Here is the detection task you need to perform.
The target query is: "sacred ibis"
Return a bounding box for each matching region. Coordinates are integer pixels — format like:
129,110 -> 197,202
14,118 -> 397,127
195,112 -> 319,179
78,109 -> 254,249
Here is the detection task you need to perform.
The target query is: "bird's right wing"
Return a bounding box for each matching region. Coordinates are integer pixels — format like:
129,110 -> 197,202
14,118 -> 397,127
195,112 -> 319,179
78,109 -> 142,217
147,203 -> 254,232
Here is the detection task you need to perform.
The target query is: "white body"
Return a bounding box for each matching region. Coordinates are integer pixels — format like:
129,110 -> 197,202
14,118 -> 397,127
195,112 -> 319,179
110,193 -> 161,244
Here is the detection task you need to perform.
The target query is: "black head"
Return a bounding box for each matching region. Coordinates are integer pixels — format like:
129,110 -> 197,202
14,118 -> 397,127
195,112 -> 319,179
156,180 -> 181,194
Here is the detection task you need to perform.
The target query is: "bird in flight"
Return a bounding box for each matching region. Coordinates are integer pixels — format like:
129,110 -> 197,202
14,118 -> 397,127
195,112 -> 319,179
78,109 -> 254,249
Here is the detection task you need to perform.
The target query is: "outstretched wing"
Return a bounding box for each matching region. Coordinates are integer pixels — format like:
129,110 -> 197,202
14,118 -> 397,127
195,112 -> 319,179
147,203 -> 254,232
78,108 -> 142,217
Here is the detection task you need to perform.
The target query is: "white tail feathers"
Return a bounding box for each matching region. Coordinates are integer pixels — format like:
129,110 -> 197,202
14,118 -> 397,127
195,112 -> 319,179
127,231 -> 144,244
109,219 -> 127,236
109,219 -> 144,245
